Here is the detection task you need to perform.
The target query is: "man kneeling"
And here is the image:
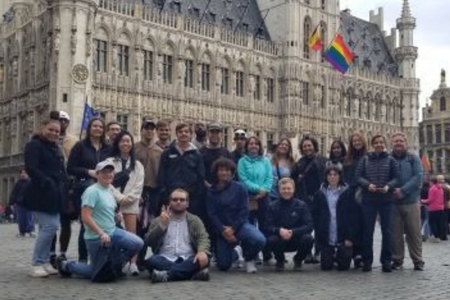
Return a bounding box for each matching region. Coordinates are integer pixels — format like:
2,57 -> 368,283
145,188 -> 210,283
265,178 -> 314,271
57,160 -> 144,278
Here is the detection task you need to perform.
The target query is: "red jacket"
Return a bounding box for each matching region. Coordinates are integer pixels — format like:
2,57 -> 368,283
421,183 -> 445,212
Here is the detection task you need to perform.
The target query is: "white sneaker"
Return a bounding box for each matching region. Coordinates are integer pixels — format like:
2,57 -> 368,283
43,264 -> 58,275
129,263 -> 139,276
30,266 -> 49,278
122,262 -> 130,275
233,246 -> 244,269
245,260 -> 257,274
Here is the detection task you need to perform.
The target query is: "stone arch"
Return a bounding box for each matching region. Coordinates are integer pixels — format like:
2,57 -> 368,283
143,35 -> 156,51
116,28 -> 133,44
96,24 -> 111,41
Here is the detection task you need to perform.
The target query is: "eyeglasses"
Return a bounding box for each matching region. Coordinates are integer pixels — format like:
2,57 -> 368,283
171,198 -> 187,203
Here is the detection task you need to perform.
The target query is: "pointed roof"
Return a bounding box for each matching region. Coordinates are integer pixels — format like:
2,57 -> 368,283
401,0 -> 412,18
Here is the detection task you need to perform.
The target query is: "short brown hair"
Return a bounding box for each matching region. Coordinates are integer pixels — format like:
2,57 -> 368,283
156,120 -> 170,129
175,123 -> 192,134
371,134 -> 386,146
170,188 -> 189,201
278,177 -> 295,188
106,121 -> 121,131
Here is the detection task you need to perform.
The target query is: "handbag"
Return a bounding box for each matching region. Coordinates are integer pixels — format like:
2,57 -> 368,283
91,245 -> 122,283
112,168 -> 132,193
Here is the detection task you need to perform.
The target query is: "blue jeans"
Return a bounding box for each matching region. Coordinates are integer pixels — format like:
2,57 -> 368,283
421,205 -> 431,239
16,205 -> 35,234
216,222 -> 266,271
146,255 -> 202,281
67,228 -> 144,278
362,201 -> 393,266
32,212 -> 60,266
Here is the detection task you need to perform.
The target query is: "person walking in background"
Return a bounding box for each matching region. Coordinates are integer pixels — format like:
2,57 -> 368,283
108,131 -> 145,276
343,133 -> 368,269
356,134 -> 400,273
313,165 -> 358,271
437,175 -> 450,236
9,169 -> 34,237
269,139 -> 295,202
292,136 -> 327,264
67,117 -> 111,263
421,178 -> 447,242
24,119 -> 68,277
390,133 -> 425,271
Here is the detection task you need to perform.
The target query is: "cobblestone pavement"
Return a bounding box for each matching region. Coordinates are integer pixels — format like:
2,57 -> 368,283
1,223 -> 450,300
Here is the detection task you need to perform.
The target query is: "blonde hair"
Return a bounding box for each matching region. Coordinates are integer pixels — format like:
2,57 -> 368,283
278,177 -> 295,188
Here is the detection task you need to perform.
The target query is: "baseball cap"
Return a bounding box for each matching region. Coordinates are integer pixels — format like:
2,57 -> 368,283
208,124 -> 222,131
141,119 -> 156,129
234,129 -> 247,138
59,111 -> 70,121
95,160 -> 115,171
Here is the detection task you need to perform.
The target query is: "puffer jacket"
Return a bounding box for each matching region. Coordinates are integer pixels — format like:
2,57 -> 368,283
355,151 -> 400,203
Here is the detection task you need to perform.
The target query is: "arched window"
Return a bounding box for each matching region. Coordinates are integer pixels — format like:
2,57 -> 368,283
440,97 -> 446,111
200,52 -> 212,91
184,48 -> 195,88
143,38 -> 155,81
162,43 -> 174,84
303,17 -> 312,59
253,65 -> 262,100
235,61 -> 245,98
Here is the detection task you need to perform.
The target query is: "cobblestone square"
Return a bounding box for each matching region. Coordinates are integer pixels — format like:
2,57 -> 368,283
1,223 -> 449,300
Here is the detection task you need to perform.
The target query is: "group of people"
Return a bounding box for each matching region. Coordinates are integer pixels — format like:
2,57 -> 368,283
14,109 -> 439,283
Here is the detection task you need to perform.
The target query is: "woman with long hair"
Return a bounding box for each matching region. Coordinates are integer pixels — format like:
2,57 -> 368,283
108,131 -> 145,275
269,138 -> 295,201
328,140 -> 347,170
343,133 -> 368,268
24,119 -> 68,277
355,134 -> 400,273
67,117 -> 111,263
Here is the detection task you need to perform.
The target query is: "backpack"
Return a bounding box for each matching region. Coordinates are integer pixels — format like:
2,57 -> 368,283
91,245 -> 122,283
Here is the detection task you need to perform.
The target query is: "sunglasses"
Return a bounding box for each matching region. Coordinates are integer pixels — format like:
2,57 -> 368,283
171,198 -> 187,203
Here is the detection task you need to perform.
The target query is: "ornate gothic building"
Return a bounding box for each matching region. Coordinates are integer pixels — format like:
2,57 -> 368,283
0,0 -> 420,204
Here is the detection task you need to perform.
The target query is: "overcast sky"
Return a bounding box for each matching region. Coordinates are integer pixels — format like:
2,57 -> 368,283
343,0 -> 449,109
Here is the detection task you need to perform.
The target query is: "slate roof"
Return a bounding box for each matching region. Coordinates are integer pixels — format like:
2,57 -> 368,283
340,9 -> 399,76
143,0 -> 270,40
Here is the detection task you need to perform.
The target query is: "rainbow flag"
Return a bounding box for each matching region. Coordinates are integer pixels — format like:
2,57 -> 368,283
324,34 -> 355,74
308,24 -> 322,52
420,149 -> 432,173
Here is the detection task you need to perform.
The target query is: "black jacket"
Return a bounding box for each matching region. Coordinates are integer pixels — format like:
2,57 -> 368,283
355,151 -> 400,203
292,154 -> 327,203
200,146 -> 232,185
67,139 -> 111,181
343,153 -> 365,188
313,185 -> 359,247
265,198 -> 313,237
24,135 -> 67,213
9,179 -> 30,207
158,142 -> 205,201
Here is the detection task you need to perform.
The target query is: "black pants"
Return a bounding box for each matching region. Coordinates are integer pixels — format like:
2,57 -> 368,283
50,213 -> 72,254
320,244 -> 353,271
429,210 -> 447,240
78,222 -> 88,261
265,234 -> 314,263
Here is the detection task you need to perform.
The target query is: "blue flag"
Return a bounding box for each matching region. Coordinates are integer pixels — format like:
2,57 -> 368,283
81,102 -> 98,131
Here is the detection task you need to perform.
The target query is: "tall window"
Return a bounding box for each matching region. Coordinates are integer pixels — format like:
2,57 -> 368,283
267,133 -> 274,152
185,59 -> 194,88
303,17 -> 311,59
426,125 -> 433,144
95,39 -> 107,72
320,23 -> 326,60
440,97 -> 446,111
437,149 -> 443,173
221,68 -> 229,94
367,99 -> 372,120
436,124 -> 442,144
117,45 -> 129,76
302,81 -> 309,105
358,97 -> 363,118
320,85 -> 326,108
117,114 -> 128,131
267,77 -> 274,103
201,63 -> 210,91
254,75 -> 261,100
321,0 -> 326,10
346,90 -> 352,117
163,54 -> 173,84
143,50 -> 153,80
445,123 -> 450,142
236,71 -> 244,97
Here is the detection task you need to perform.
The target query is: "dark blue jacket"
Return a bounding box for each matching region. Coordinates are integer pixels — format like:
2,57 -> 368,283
265,198 -> 313,237
206,181 -> 249,233
158,142 -> 205,201
9,179 -> 30,207
391,151 -> 423,205
355,151 -> 400,203
24,135 -> 67,213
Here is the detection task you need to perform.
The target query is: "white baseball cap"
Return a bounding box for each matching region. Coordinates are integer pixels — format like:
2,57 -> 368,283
95,160 -> 115,171
59,111 -> 70,121
234,129 -> 247,138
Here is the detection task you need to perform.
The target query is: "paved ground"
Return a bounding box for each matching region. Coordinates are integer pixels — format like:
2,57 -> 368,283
1,223 -> 450,300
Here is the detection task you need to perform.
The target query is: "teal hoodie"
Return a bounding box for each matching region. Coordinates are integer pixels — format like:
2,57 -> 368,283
237,155 -> 273,194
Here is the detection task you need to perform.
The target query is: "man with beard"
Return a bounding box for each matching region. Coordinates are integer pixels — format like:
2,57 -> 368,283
193,123 -> 208,149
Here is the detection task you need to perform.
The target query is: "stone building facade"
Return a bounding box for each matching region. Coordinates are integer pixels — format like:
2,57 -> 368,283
0,0 -> 420,205
420,70 -> 450,176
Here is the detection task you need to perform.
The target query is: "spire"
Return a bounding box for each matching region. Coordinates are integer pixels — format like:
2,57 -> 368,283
401,0 -> 411,18
440,69 -> 447,89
